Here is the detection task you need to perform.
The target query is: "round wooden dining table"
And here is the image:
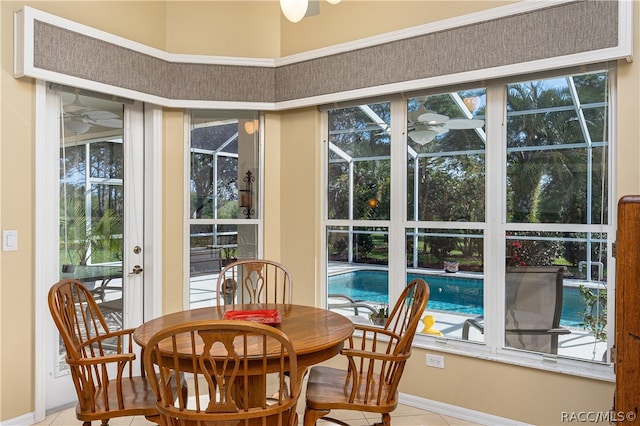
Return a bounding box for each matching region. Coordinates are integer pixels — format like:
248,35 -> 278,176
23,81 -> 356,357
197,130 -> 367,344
133,303 -> 354,406
134,303 -> 354,361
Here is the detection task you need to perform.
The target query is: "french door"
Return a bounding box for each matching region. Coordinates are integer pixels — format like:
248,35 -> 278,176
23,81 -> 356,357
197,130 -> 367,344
35,83 -> 146,414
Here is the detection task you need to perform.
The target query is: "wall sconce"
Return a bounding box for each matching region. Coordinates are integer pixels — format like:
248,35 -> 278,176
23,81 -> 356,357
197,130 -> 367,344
244,119 -> 259,135
462,96 -> 481,112
239,170 -> 255,219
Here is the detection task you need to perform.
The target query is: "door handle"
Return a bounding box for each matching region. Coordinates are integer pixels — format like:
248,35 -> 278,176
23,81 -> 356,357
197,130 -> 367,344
130,265 -> 143,275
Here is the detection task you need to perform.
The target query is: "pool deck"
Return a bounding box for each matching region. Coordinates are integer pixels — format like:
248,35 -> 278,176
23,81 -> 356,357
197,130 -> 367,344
328,301 -> 607,362
189,264 -> 608,363
326,263 -> 608,362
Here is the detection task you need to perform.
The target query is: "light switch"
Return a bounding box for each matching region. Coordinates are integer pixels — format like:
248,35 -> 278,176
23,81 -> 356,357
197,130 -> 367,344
2,230 -> 17,251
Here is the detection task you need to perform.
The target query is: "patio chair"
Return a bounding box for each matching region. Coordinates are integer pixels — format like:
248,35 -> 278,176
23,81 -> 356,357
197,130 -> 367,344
462,266 -> 570,354
327,293 -> 381,318
48,279 -> 186,426
216,259 -> 293,306
303,278 -> 430,426
143,320 -> 302,426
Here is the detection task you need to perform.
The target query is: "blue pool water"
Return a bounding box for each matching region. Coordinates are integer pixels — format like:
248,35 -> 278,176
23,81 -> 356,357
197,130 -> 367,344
328,269 -> 591,327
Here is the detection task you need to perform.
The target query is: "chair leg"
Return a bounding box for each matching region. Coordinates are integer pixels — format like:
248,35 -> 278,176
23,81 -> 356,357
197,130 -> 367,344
182,382 -> 189,401
303,407 -> 330,426
371,413 -> 391,426
373,413 -> 391,426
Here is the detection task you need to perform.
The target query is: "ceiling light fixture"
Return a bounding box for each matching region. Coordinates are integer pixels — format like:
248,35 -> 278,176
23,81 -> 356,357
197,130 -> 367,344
407,106 -> 485,145
280,0 -> 341,23
64,118 -> 91,135
408,129 -> 439,145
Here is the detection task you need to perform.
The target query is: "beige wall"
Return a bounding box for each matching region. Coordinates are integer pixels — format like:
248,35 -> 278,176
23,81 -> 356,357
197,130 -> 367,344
263,113 -> 283,263
165,1 -> 281,57
17,1 -> 169,49
2,1 -> 637,424
162,108 -> 186,315
0,38 -> 35,424
278,107 -> 321,308
279,0 -> 517,56
320,343 -> 615,425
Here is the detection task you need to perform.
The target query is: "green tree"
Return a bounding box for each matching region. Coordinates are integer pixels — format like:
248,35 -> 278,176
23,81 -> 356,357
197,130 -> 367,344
60,198 -> 122,265
506,75 -> 608,266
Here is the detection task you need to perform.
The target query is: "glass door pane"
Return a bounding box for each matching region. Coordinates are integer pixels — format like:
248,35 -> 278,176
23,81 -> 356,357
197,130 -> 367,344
58,91 -> 125,372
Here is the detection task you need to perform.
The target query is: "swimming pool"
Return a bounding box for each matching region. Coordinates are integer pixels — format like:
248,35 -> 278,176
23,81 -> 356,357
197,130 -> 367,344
328,269 -> 591,327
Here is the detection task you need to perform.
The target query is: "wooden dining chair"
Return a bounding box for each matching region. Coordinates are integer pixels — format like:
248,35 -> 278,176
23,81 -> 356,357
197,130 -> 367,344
216,259 -> 293,307
303,278 -> 430,426
48,279 -> 184,426
143,319 -> 302,426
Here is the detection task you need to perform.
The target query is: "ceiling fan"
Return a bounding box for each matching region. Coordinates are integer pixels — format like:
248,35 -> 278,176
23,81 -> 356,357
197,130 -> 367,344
407,106 -> 484,145
63,94 -> 123,135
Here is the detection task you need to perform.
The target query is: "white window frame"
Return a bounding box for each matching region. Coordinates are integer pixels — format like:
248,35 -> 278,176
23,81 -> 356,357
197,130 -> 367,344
321,67 -> 616,381
183,111 -> 265,309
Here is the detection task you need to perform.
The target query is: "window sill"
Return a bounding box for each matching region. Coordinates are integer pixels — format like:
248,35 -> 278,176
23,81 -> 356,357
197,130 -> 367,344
413,334 -> 615,382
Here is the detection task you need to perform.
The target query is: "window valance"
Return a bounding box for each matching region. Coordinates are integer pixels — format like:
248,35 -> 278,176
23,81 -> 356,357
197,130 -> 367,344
14,1 -> 631,110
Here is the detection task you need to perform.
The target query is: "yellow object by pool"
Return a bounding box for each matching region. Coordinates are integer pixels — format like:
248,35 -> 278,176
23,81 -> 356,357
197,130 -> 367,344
421,315 -> 443,336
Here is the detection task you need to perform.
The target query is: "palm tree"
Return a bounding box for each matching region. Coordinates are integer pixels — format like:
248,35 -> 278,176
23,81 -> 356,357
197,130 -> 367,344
61,198 -> 122,266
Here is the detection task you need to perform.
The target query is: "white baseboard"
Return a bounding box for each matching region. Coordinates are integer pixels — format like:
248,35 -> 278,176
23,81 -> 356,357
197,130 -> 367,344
1,412 -> 35,426
399,392 -> 532,426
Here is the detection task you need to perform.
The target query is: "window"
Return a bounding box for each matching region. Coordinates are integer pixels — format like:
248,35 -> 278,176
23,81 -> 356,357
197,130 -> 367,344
406,90 -> 486,341
499,73 -> 610,360
324,68 -> 612,371
187,110 -> 261,308
327,102 -> 391,306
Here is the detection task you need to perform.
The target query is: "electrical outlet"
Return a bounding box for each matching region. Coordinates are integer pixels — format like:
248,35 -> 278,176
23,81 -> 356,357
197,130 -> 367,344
426,353 -> 444,368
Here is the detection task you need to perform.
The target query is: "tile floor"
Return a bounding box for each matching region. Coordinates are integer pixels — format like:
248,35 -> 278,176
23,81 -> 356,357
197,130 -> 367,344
34,383 -> 483,426
34,404 -> 481,426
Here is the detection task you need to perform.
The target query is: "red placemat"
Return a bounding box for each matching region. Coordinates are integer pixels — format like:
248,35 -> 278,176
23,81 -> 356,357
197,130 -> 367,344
223,309 -> 282,325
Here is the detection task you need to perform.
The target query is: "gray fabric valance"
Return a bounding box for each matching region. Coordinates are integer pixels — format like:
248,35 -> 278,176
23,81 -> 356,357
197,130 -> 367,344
17,1 -> 626,109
